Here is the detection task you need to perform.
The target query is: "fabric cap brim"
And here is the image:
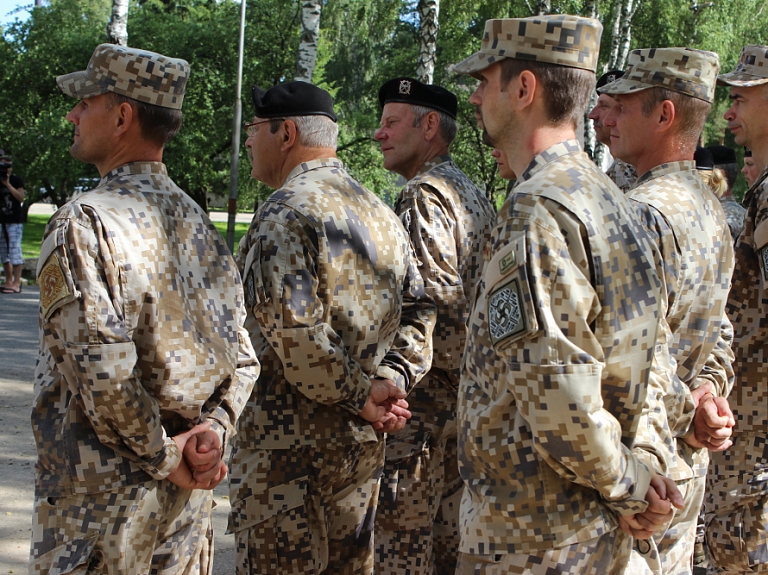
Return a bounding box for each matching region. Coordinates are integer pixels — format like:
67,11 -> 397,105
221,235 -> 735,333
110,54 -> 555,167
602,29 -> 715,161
717,71 -> 768,87
451,51 -> 505,75
56,70 -> 109,100
597,77 -> 653,96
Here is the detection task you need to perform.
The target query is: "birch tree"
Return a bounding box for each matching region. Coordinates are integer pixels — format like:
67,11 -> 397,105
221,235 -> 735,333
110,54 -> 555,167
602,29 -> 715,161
107,0 -> 128,45
295,0 -> 322,82
416,0 -> 439,84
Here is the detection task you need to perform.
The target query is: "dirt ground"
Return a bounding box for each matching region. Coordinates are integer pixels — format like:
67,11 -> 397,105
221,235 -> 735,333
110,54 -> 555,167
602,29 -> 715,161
0,285 -> 236,574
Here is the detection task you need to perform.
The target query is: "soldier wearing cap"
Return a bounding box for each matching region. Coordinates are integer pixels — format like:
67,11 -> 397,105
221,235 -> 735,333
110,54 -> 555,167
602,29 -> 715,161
450,15 -> 682,574
707,145 -> 747,240
588,69 -> 638,192
229,81 -> 436,575
29,44 -> 260,574
599,47 -> 736,575
705,45 -> 768,575
371,77 -> 495,575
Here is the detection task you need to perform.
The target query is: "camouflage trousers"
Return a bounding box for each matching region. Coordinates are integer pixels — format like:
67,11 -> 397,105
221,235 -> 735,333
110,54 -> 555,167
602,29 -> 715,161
228,439 -> 384,575
375,374 -> 461,575
29,481 -> 213,575
628,473 -> 703,575
455,528 -> 631,575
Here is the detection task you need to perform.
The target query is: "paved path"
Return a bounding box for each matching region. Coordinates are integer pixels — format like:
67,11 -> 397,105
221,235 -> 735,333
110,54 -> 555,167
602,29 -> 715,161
0,285 -> 236,574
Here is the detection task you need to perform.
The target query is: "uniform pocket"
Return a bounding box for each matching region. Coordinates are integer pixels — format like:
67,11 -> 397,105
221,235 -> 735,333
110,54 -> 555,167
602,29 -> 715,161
30,531 -> 102,575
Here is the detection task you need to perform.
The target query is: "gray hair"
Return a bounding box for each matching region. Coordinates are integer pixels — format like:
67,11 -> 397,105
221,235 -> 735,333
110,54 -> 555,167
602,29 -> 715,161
409,104 -> 458,146
271,114 -> 338,149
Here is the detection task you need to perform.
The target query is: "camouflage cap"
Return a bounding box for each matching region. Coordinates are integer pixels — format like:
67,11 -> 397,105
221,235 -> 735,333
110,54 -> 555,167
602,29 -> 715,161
718,45 -> 768,87
598,48 -> 719,103
451,15 -> 603,75
57,44 -> 189,110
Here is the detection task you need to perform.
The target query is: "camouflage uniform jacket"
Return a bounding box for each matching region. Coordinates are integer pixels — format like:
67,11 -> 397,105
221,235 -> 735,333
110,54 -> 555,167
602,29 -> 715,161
606,158 -> 638,192
709,171 -> 768,501
458,140 -> 663,554
234,158 -> 435,450
394,154 -> 496,392
720,196 -> 747,241
628,161 -> 735,481
32,161 -> 259,498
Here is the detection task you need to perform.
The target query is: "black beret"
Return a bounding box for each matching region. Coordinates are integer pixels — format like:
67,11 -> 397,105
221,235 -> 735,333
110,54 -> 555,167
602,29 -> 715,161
378,77 -> 457,119
251,81 -> 337,122
694,146 -> 714,171
596,70 -> 624,90
706,145 -> 737,165
745,146 -> 753,158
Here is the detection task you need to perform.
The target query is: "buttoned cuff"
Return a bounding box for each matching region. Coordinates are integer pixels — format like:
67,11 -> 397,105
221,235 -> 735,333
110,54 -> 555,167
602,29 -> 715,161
140,436 -> 182,480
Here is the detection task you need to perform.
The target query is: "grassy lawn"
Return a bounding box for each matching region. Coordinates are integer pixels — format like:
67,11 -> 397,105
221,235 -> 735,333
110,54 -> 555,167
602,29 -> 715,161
20,213 -> 251,261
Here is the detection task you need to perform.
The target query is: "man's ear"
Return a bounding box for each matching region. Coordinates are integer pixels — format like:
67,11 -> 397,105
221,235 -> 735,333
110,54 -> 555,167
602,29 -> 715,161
281,119 -> 298,150
422,110 -> 440,141
114,101 -> 134,136
657,100 -> 677,133
515,70 -> 537,111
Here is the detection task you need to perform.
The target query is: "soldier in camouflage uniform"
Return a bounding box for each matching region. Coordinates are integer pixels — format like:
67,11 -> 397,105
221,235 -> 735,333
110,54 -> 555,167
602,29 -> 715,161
705,45 -> 768,575
707,145 -> 747,241
230,81 -> 436,575
29,44 -> 260,575
450,15 -> 683,575
371,77 -> 496,575
600,47 -> 736,575
588,69 -> 638,192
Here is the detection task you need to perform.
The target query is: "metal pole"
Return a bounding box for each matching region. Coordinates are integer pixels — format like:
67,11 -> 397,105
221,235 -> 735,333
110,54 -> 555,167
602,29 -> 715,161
226,0 -> 247,253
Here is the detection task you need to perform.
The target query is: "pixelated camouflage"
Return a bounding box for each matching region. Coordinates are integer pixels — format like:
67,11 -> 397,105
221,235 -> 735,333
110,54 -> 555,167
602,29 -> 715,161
57,43 -> 189,109
458,140 -> 664,555
720,196 -> 747,240
627,161 -> 735,575
451,15 -> 603,75
718,44 -> 768,87
706,171 -> 768,573
606,158 -> 638,192
31,161 -> 259,498
376,155 -> 495,575
599,48 -> 720,103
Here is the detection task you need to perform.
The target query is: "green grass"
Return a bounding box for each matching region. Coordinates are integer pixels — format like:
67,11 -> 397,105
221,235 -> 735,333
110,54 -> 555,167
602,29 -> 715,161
20,213 -> 251,261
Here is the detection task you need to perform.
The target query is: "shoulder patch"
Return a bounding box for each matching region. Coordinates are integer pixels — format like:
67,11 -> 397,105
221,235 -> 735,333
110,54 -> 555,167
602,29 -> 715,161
761,245 -> 768,283
489,278 -> 527,345
39,254 -> 71,317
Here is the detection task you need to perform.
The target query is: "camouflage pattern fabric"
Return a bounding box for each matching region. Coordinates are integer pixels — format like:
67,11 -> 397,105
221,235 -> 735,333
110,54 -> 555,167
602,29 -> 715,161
230,441 -> 383,575
606,159 -> 638,192
230,158 -> 435,573
376,156 -> 495,575
456,529 -> 631,575
718,44 -> 768,87
720,197 -> 747,241
30,482 -> 212,575
625,161 -> 735,575
30,161 -> 257,570
457,139 -> 664,556
451,15 -> 603,75
706,171 -> 768,574
56,43 -> 188,109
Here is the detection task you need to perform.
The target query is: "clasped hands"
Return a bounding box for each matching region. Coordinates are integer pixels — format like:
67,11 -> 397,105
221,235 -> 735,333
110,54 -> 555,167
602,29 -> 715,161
167,421 -> 228,491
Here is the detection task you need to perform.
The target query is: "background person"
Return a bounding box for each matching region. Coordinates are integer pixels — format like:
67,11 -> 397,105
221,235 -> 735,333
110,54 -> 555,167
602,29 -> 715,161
742,146 -> 760,187
0,153 -> 25,293
708,144 -> 747,240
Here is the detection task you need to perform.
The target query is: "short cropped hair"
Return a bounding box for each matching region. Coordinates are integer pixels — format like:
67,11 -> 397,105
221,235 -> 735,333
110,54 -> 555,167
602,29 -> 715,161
269,115 -> 338,149
410,104 -> 458,145
499,59 -> 595,127
107,92 -> 183,147
639,88 -> 711,146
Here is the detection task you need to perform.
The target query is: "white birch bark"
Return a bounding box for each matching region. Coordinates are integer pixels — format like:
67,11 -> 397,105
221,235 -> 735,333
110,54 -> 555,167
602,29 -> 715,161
107,0 -> 129,46
416,0 -> 439,84
295,0 -> 322,83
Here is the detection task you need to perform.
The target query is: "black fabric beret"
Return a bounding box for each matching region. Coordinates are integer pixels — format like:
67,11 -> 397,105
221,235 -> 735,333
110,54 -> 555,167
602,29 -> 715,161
378,77 -> 457,119
251,81 -> 337,122
745,147 -> 753,158
694,146 -> 714,171
707,145 -> 737,165
596,70 -> 624,90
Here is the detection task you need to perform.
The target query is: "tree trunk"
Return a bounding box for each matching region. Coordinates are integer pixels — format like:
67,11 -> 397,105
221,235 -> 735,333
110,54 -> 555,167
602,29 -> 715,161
107,0 -> 129,46
295,1 -> 322,83
525,0 -> 551,15
416,0 -> 439,84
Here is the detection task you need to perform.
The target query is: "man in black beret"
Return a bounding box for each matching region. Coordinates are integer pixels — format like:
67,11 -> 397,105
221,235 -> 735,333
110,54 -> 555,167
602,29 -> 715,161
743,146 -> 760,188
708,144 -> 746,240
587,70 -> 638,192
228,80 -> 436,575
373,77 -> 496,575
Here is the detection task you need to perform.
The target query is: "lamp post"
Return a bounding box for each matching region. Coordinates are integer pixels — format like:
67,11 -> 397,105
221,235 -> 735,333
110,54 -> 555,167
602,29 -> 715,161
226,0 -> 247,253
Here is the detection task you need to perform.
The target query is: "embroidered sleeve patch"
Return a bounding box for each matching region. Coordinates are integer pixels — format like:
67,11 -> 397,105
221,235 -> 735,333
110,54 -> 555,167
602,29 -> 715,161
39,254 -> 71,317
761,245 -> 768,283
488,278 -> 527,346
